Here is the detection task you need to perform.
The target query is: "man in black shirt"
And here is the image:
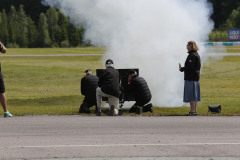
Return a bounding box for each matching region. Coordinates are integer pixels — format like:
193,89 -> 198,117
96,59 -> 119,116
79,69 -> 99,113
127,70 -> 153,114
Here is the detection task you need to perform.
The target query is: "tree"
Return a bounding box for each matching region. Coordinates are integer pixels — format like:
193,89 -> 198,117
224,6 -> 240,29
0,10 -> 9,44
208,0 -> 240,29
58,11 -> 69,47
46,6 -> 60,46
68,23 -> 81,47
0,0 -> 49,26
27,16 -> 38,47
16,5 -> 28,47
8,5 -> 17,43
38,13 -> 51,47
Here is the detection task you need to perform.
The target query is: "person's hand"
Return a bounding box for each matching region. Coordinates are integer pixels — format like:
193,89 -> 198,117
179,63 -> 183,72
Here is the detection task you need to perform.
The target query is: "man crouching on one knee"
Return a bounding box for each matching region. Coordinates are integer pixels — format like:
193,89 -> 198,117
127,70 -> 153,114
96,59 -> 119,116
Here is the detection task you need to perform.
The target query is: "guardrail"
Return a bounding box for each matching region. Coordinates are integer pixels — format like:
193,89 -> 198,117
205,42 -> 240,46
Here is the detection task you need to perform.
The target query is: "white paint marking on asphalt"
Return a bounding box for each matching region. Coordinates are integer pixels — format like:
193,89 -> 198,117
1,142 -> 240,149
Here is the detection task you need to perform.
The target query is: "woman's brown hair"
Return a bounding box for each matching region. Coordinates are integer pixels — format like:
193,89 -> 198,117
188,40 -> 199,51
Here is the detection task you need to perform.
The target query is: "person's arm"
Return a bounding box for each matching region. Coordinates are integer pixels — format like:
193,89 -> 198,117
0,42 -> 7,53
81,78 -> 86,95
180,55 -> 196,72
127,76 -> 135,93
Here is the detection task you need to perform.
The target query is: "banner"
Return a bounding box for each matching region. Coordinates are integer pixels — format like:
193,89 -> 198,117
228,29 -> 240,41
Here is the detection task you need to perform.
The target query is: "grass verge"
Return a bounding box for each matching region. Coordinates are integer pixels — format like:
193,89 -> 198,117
0,47 -> 239,116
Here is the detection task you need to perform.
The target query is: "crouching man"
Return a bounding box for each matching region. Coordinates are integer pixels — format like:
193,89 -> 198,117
96,59 -> 119,116
79,69 -> 99,113
127,70 -> 153,114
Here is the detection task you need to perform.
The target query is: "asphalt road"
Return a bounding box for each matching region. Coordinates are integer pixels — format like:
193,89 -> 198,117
0,116 -> 240,159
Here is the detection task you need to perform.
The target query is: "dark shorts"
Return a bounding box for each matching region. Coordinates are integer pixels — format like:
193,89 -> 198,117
0,72 -> 5,93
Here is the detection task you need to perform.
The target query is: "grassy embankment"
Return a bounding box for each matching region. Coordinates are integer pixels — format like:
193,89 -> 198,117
0,47 -> 239,116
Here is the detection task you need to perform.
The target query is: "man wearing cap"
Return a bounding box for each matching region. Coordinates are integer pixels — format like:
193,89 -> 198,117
96,59 -> 119,116
127,70 -> 153,113
79,69 -> 99,113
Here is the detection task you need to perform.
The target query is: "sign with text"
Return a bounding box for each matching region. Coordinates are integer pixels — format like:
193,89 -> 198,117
228,29 -> 240,41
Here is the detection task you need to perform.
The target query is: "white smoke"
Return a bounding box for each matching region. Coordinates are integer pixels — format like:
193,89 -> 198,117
42,0 -> 213,107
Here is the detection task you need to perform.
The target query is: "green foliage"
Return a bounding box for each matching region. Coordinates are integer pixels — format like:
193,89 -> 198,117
208,0 -> 240,29
16,5 -> 28,47
224,6 -> 240,29
46,6 -> 60,46
38,13 -> 52,47
6,42 -> 19,48
0,5 -> 85,48
58,11 -> 69,45
0,10 -> 9,44
8,5 -> 17,43
60,40 -> 70,48
209,30 -> 228,42
27,16 -> 38,48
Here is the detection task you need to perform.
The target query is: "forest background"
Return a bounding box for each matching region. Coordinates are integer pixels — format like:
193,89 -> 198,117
0,0 -> 240,48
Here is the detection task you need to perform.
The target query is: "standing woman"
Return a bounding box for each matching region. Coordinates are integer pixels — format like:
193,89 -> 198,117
179,41 -> 201,115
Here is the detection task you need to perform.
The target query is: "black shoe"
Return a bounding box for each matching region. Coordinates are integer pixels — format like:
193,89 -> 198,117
185,112 -> 198,116
129,106 -> 137,113
108,105 -> 114,116
96,111 -> 101,116
143,103 -> 153,113
84,107 -> 90,114
79,108 -> 85,113
79,106 -> 90,114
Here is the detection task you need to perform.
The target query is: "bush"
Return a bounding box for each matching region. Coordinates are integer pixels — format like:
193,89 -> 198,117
6,42 -> 20,48
60,40 -> 69,48
209,30 -> 228,42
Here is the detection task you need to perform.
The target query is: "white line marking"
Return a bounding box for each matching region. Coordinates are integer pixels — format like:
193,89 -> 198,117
1,143 -> 240,149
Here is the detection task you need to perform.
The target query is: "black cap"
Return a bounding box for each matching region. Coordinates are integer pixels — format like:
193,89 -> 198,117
105,59 -> 114,65
128,69 -> 136,75
84,69 -> 92,74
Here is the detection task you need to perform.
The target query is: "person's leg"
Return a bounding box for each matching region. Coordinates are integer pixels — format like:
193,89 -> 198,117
108,96 -> 119,116
143,103 -> 153,113
96,87 -> 111,114
96,87 -> 103,113
190,101 -> 195,112
79,101 -> 90,113
0,92 -> 12,117
0,72 -> 8,113
187,101 -> 197,116
129,103 -> 138,113
0,92 -> 7,112
193,101 -> 197,113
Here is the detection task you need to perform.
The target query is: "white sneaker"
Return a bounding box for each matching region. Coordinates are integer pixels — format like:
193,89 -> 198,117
4,112 -> 13,117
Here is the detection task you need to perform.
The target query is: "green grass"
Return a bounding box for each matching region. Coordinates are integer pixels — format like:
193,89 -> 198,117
2,48 -> 104,116
0,47 -> 240,116
6,47 -> 105,55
